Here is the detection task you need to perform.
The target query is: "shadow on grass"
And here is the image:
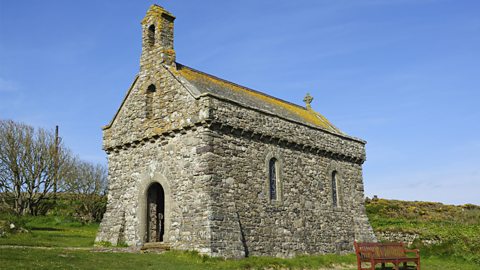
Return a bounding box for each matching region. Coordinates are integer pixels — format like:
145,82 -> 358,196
29,227 -> 64,231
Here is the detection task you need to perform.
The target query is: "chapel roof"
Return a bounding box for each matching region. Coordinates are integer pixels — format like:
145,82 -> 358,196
174,63 -> 343,135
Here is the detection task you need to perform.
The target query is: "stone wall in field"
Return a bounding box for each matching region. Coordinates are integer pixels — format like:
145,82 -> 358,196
375,231 -> 441,246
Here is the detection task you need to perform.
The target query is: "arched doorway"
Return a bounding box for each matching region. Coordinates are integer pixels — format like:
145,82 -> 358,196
146,183 -> 165,242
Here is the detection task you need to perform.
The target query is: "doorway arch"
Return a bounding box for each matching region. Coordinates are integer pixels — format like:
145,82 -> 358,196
146,182 -> 165,242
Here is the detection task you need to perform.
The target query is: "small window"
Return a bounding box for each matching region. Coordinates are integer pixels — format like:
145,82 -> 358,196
147,84 -> 156,93
148,25 -> 155,46
332,171 -> 338,207
269,158 -> 278,201
146,84 -> 156,119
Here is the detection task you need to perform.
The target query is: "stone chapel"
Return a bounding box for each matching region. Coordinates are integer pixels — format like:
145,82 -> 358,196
95,4 -> 376,258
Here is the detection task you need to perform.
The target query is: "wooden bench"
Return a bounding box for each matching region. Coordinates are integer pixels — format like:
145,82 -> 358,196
354,241 -> 420,270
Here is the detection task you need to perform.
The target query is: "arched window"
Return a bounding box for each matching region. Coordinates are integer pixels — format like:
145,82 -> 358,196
269,158 -> 278,201
146,84 -> 156,119
148,25 -> 155,46
332,171 -> 338,207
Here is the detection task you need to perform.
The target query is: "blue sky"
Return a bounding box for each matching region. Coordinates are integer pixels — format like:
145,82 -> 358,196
1,0 -> 479,205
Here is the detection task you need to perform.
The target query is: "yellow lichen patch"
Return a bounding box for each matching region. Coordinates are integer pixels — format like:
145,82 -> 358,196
152,127 -> 164,135
176,66 -> 342,133
141,4 -> 175,25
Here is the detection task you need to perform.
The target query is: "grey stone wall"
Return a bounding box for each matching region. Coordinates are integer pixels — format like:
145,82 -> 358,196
97,4 -> 211,251
97,22 -> 212,250
97,89 -> 376,257
96,126 -> 214,254
102,66 -> 209,150
208,95 -> 366,163
96,4 -> 375,258
197,97 -> 375,257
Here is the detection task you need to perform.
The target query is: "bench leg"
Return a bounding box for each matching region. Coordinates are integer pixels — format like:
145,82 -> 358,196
394,263 -> 399,270
403,262 -> 407,269
381,263 -> 386,269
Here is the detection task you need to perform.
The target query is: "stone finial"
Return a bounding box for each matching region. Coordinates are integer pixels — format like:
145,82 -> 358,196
303,93 -> 314,110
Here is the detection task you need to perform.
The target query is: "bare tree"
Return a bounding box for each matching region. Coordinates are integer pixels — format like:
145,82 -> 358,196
62,159 -> 106,195
61,159 -> 107,222
0,119 -> 70,215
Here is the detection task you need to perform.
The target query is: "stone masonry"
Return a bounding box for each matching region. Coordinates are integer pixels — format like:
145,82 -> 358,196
95,4 -> 376,258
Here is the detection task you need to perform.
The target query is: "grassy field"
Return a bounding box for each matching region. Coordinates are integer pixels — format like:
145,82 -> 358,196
1,248 -> 479,270
1,199 -> 479,269
0,215 -> 97,247
366,198 -> 480,264
0,248 -> 354,270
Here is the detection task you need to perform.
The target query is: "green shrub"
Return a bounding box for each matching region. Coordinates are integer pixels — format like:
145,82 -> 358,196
36,193 -> 107,224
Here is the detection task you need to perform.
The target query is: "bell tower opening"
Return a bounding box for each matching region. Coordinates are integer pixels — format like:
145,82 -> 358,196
147,24 -> 155,46
146,182 -> 165,242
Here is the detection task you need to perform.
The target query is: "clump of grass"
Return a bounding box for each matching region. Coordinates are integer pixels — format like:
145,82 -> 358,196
116,241 -> 129,247
95,241 -> 113,247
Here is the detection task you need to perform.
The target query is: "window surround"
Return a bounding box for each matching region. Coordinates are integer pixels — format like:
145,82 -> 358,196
265,151 -> 283,205
145,84 -> 156,119
332,170 -> 339,208
326,161 -> 344,210
269,157 -> 278,201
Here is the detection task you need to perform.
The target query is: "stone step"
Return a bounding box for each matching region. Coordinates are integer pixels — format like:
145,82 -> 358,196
141,242 -> 171,252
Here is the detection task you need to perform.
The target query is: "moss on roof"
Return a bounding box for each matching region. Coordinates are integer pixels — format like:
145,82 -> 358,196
174,64 -> 342,134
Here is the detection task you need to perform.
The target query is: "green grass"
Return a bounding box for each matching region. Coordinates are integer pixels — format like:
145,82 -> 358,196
0,214 -> 98,247
0,249 -> 220,270
0,248 -> 357,270
365,199 -> 480,265
1,198 -> 479,269
0,248 -> 478,270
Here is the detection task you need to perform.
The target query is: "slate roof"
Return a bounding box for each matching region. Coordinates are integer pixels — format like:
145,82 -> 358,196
174,63 -> 342,134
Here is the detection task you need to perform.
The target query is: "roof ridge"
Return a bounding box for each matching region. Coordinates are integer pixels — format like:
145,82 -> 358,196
175,63 -> 309,111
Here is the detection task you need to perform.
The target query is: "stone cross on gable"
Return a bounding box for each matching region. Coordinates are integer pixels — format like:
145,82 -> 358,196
303,93 -> 314,110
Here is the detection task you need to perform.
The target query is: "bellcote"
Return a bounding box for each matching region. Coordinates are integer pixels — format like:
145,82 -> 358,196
140,5 -> 176,69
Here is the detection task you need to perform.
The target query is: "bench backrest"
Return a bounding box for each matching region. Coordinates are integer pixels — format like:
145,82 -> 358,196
354,242 -> 407,259
379,242 -> 407,258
